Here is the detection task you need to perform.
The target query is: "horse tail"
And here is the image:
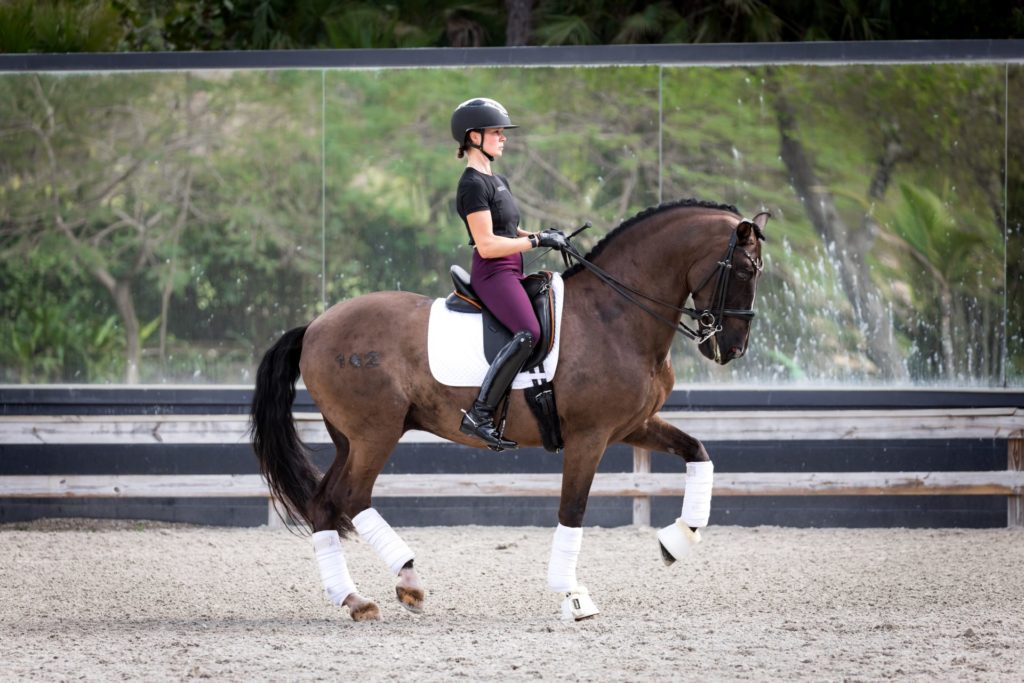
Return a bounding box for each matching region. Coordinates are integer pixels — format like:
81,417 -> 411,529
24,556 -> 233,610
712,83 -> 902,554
250,325 -> 320,530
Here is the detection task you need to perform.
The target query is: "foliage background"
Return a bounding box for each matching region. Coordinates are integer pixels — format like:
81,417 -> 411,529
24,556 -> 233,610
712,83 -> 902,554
2,1 -> 1022,52
0,0 -> 1021,386
1,60 -> 1020,386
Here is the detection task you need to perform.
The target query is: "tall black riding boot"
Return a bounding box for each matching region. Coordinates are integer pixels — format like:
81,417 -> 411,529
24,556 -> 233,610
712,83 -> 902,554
460,331 -> 535,451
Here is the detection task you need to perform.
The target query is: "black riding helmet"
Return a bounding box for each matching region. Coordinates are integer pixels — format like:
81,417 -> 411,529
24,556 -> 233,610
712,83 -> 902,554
451,97 -> 518,161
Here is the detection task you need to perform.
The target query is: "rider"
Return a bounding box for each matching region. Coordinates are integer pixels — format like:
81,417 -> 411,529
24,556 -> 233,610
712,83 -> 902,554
451,97 -> 568,450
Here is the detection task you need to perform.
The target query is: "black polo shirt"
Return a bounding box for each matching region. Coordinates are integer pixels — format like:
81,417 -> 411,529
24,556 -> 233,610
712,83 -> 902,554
456,167 -> 522,244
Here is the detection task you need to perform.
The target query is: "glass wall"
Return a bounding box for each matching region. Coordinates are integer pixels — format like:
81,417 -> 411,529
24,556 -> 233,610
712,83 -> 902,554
0,61 -> 1020,387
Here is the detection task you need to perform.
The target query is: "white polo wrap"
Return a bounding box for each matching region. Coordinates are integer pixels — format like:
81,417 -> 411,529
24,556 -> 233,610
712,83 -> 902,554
311,530 -> 357,605
352,508 -> 415,575
547,524 -> 583,592
681,460 -> 714,528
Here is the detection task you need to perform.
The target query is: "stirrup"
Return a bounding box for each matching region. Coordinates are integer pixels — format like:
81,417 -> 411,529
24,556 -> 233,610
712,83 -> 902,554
460,409 -> 517,451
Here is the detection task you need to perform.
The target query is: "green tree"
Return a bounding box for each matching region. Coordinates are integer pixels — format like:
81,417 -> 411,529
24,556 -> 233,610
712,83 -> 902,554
0,239 -> 121,382
0,0 -> 124,52
0,72 -> 292,382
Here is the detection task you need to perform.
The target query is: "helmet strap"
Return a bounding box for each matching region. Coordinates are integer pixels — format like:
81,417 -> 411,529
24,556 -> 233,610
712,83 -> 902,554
465,130 -> 494,162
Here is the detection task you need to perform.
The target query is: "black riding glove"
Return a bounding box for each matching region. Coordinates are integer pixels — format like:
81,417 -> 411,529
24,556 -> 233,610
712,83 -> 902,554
536,229 -> 570,252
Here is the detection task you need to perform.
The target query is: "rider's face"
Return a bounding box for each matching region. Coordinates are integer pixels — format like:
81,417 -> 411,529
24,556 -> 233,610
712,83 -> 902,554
477,128 -> 506,158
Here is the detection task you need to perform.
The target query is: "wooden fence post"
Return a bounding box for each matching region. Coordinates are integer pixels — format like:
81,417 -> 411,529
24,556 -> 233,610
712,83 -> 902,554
1010,436 -> 1022,529
632,447 -> 651,527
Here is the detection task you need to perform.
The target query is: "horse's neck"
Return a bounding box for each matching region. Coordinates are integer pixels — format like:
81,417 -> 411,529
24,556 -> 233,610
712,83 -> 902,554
570,211 -> 705,359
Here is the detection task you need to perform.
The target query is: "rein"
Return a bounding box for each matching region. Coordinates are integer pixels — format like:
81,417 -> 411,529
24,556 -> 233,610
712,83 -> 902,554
556,221 -> 763,345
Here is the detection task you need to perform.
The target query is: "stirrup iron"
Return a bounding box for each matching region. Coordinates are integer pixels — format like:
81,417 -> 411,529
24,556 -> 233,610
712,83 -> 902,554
460,407 -> 517,451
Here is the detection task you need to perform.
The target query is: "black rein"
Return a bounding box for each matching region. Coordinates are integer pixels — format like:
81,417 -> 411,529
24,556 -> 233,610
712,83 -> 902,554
557,219 -> 764,345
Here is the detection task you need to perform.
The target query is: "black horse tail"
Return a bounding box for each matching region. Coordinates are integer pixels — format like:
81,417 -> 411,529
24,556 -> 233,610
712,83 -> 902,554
250,325 -> 320,530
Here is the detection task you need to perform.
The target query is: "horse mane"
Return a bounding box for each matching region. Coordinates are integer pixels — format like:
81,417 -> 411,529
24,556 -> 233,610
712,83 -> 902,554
562,198 -> 741,279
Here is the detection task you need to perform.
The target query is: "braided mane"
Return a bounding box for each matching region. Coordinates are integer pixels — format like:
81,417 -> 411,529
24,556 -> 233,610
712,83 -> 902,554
563,198 -> 740,279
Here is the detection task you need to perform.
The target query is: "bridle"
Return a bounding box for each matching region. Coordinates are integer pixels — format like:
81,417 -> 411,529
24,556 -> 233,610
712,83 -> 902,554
681,226 -> 764,344
553,220 -> 764,349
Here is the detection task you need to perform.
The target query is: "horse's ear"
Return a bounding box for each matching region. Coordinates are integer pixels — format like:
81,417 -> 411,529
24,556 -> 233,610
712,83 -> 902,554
737,219 -> 754,243
752,211 -> 770,241
738,212 -> 769,242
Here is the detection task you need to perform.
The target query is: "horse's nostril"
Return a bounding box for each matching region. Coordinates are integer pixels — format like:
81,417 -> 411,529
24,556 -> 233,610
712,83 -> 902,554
729,346 -> 744,358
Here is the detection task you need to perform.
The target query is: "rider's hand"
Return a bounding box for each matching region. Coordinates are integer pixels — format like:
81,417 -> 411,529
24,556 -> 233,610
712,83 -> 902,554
537,229 -> 569,252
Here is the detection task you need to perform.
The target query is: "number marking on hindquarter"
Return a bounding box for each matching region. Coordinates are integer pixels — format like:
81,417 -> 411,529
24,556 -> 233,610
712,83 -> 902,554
335,352 -> 381,369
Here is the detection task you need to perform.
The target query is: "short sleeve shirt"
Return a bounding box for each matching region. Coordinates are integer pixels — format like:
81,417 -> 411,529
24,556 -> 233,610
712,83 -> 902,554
456,168 -> 521,244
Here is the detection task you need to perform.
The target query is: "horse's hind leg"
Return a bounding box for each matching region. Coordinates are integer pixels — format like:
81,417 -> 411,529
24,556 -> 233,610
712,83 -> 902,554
318,425 -> 426,616
307,420 -> 381,621
353,506 -> 425,615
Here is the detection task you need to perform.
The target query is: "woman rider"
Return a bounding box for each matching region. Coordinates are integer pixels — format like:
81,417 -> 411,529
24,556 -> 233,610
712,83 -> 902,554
451,97 -> 568,450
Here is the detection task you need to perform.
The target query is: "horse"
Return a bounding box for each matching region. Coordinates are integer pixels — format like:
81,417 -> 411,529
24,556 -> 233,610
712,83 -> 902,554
251,198 -> 768,621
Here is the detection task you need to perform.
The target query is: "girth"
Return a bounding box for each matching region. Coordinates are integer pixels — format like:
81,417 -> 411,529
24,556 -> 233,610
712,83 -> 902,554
444,265 -> 556,372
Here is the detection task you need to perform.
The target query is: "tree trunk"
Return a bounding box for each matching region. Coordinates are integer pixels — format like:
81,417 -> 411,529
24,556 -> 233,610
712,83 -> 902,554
504,0 -> 533,46
766,71 -> 909,380
159,167 -> 193,369
111,279 -> 141,384
939,281 -> 955,378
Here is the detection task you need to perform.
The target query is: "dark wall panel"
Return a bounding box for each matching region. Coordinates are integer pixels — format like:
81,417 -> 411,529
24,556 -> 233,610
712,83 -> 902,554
2,387 -> 1016,527
0,439 -> 1008,528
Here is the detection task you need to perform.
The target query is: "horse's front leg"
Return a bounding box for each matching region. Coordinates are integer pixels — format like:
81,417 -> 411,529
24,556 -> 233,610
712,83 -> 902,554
624,416 -> 714,565
624,414 -> 710,462
548,434 -> 608,621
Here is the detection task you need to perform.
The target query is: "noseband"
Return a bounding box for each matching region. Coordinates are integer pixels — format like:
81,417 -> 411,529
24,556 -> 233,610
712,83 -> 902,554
555,220 -> 763,346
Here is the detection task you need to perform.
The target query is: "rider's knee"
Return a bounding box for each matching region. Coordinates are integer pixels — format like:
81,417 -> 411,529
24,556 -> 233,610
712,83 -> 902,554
517,325 -> 539,347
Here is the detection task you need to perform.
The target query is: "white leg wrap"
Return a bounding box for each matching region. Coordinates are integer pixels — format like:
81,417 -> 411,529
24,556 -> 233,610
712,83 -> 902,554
681,460 -> 714,528
547,524 -> 583,592
352,508 -> 415,575
311,530 -> 357,605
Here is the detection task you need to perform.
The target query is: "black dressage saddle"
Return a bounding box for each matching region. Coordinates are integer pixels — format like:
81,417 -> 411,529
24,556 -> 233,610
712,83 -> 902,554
444,265 -> 556,372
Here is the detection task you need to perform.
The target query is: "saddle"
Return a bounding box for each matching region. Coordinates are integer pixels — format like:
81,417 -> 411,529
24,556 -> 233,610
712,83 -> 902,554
444,265 -> 556,372
444,265 -> 563,452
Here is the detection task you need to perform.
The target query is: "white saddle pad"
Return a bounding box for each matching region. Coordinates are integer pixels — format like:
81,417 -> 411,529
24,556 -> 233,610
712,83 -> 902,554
427,273 -> 565,389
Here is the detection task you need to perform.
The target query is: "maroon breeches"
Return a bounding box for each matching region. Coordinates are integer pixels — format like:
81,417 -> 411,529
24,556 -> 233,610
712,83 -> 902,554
470,251 -> 541,342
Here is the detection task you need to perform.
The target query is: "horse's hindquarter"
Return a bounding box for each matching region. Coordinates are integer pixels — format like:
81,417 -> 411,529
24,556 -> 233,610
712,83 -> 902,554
300,291 -> 533,446
300,292 -> 434,435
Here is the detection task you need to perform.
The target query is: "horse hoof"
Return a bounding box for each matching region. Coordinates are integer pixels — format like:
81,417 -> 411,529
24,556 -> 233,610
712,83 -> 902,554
560,585 -> 600,622
659,541 -> 677,566
396,585 -> 425,614
347,597 -> 381,622
656,519 -> 701,566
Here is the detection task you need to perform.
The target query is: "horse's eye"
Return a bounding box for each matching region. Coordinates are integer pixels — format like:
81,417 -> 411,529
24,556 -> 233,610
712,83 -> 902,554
735,269 -> 754,282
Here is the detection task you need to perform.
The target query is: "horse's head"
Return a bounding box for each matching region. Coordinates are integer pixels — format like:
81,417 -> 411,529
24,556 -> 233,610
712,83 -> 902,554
688,213 -> 768,365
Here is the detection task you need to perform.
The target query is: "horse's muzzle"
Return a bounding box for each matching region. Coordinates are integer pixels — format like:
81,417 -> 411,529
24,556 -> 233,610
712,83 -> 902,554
699,336 -> 746,365
724,345 -> 746,362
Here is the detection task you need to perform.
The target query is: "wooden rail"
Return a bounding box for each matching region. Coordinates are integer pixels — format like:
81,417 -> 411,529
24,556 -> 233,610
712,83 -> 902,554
3,408 -> 1020,444
1,408 -> 1022,527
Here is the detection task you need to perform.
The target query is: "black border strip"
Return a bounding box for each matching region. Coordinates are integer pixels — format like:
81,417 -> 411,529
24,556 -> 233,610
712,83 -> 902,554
2,40 -> 1023,73
1,386 -> 1021,415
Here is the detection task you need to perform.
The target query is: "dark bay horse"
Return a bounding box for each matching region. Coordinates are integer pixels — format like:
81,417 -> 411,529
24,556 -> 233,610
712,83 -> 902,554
251,198 -> 768,621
